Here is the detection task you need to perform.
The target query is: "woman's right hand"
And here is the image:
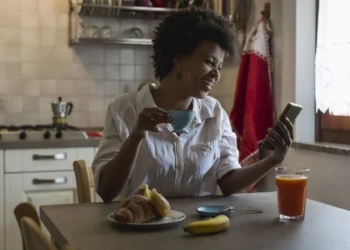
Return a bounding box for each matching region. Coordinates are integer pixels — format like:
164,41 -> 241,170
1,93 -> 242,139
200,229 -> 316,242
131,107 -> 172,139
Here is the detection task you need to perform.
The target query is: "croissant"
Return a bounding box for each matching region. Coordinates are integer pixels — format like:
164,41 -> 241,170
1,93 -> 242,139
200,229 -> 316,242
138,184 -> 151,199
114,195 -> 154,223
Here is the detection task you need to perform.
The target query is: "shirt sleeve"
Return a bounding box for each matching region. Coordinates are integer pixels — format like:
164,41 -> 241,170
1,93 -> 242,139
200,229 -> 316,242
216,109 -> 241,180
92,105 -> 124,193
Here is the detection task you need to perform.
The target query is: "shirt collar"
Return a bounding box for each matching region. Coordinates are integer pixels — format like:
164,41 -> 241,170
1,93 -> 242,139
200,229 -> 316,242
136,85 -> 216,126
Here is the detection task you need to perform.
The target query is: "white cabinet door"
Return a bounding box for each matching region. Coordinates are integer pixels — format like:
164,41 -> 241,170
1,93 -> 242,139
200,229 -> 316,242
0,150 -> 4,250
5,172 -> 76,250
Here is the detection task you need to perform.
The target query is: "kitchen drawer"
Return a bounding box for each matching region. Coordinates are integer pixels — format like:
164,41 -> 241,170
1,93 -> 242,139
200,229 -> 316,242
21,171 -> 76,191
5,148 -> 94,173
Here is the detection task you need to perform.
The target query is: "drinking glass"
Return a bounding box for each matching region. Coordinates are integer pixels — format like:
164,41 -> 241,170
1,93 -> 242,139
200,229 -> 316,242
275,167 -> 309,221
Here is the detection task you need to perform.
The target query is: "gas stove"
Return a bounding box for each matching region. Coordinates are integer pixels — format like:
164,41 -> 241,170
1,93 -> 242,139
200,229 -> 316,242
0,124 -> 88,141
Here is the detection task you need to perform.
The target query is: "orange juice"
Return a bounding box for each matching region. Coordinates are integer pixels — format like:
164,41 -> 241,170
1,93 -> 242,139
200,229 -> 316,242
276,174 -> 308,218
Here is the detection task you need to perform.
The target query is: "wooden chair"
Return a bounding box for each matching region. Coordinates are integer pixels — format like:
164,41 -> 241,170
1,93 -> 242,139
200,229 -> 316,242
20,217 -> 57,250
20,217 -> 78,250
14,202 -> 41,250
73,160 -> 95,203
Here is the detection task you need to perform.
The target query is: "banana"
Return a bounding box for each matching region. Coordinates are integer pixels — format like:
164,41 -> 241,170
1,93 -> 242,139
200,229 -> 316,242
183,215 -> 230,235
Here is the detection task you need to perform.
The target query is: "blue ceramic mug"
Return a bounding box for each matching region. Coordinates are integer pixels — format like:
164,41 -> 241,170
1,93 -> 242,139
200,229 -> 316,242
168,110 -> 195,133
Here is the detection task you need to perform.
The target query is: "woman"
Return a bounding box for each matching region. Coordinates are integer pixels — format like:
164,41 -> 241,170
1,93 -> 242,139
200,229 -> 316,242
92,8 -> 293,202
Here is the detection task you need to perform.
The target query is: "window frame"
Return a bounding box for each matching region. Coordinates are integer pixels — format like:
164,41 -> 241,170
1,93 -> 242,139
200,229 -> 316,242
315,0 -> 350,145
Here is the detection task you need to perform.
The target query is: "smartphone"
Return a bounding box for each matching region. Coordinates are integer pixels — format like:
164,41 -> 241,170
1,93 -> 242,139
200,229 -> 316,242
260,102 -> 303,150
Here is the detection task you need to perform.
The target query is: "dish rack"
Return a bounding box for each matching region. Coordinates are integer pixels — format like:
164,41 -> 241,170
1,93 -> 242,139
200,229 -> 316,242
69,0 -> 179,46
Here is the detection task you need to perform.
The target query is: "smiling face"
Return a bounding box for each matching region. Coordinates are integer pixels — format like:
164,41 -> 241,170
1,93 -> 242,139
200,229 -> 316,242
175,41 -> 225,99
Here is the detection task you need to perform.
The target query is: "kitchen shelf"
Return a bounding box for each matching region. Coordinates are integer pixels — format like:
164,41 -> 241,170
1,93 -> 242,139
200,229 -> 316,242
69,0 -> 177,47
73,3 -> 179,18
70,37 -> 153,46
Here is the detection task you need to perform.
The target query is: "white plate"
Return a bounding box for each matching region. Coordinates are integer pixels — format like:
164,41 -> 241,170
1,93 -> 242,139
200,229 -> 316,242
107,210 -> 186,228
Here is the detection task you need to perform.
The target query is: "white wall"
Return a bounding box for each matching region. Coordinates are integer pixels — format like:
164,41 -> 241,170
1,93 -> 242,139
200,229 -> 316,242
218,0 -> 350,211
280,0 -> 350,210
284,149 -> 350,210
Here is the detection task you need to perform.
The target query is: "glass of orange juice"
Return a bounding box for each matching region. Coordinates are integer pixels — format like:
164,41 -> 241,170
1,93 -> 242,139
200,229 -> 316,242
275,167 -> 309,221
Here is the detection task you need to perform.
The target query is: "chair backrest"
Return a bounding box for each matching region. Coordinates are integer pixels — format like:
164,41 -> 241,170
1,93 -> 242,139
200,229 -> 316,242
20,217 -> 57,250
14,202 -> 41,250
73,160 -> 94,203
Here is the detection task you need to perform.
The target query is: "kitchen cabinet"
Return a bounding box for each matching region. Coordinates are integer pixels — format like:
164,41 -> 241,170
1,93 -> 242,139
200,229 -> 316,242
3,147 -> 94,250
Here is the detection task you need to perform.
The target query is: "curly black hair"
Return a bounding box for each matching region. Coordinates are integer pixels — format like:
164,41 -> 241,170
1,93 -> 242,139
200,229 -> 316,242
152,7 -> 236,80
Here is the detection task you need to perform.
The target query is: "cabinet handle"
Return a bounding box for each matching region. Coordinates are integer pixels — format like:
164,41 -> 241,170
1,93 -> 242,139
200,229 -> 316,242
32,177 -> 67,185
32,153 -> 67,160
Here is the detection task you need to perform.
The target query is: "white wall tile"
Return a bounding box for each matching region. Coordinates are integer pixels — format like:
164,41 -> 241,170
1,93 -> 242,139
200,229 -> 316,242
88,112 -> 106,127
55,14 -> 69,30
53,48 -> 74,63
23,97 -> 39,112
3,0 -> 21,12
38,12 -> 56,29
120,65 -> 134,81
38,0 -> 55,13
1,80 -> 22,95
0,113 -> 5,124
55,30 -> 68,47
2,12 -> 21,29
73,80 -> 90,96
3,63 -> 21,79
105,65 -> 119,80
22,29 -> 40,45
88,97 -> 105,112
5,114 -> 23,125
23,113 -> 41,124
39,79 -> 57,95
39,96 -> 56,112
22,13 -> 39,29
21,0 -> 38,12
71,112 -> 89,127
54,0 -> 69,14
104,81 -> 120,96
104,97 -> 116,110
120,48 -> 135,64
0,45 -> 22,62
86,48 -> 104,64
104,48 -> 119,64
56,80 -> 75,96
135,65 -> 151,81
89,81 -> 105,96
39,112 -> 52,124
23,80 -> 40,96
87,65 -> 104,80
4,96 -> 23,113
0,28 -> 20,45
39,30 -> 56,46
135,47 -> 152,65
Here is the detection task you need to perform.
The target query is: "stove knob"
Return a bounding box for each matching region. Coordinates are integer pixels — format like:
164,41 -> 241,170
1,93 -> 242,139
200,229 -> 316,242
55,131 -> 63,139
43,131 -> 51,139
19,131 -> 27,140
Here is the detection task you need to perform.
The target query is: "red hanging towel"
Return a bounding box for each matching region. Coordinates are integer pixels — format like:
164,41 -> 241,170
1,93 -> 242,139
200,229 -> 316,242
229,17 -> 275,192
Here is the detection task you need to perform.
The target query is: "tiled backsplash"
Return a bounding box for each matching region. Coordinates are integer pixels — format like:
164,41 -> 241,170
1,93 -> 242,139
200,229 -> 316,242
0,0 -> 245,128
0,0 -> 158,127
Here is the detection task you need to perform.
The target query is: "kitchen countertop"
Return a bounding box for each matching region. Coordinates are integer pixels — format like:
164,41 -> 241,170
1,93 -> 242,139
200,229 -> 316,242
0,138 -> 101,150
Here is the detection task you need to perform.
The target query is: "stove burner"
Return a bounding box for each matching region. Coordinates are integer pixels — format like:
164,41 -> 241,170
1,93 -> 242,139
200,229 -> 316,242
0,124 -> 88,141
0,124 -> 80,131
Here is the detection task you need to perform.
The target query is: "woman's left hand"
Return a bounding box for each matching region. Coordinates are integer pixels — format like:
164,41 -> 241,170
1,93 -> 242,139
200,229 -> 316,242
265,117 -> 294,164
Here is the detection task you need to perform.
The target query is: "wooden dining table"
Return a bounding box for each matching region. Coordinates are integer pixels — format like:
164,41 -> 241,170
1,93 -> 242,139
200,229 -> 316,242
40,192 -> 350,250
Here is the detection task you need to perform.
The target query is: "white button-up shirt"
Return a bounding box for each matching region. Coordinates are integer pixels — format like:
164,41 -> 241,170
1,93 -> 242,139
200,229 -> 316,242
92,85 -> 241,198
